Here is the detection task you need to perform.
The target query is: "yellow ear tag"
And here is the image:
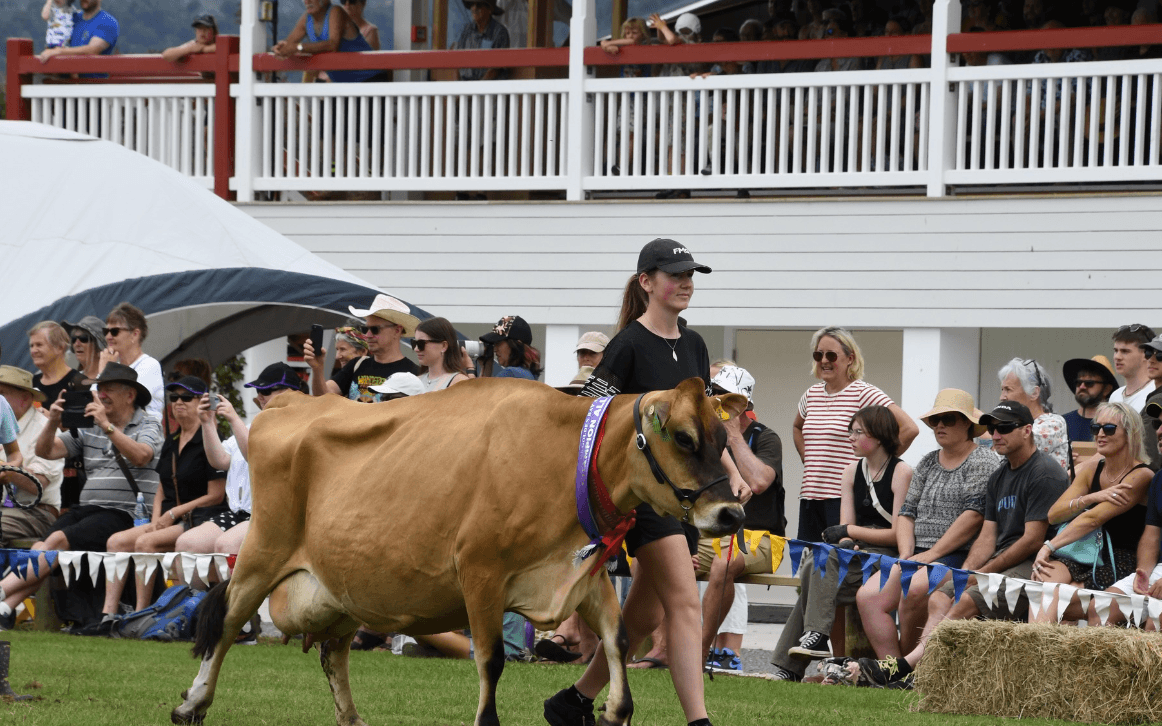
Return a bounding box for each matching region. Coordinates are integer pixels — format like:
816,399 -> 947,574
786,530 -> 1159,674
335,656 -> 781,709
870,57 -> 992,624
715,403 -> 730,421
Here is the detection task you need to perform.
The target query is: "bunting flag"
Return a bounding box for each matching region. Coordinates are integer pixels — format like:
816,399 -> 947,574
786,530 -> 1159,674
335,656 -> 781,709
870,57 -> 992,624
878,556 -> 898,590
788,540 -> 806,577
951,569 -> 971,603
1024,581 -> 1043,619
835,548 -> 856,585
1130,594 -> 1146,627
927,564 -> 950,595
1076,588 -> 1092,617
1148,598 -> 1162,630
1057,584 -> 1078,622
812,543 -> 833,580
1092,592 -> 1113,625
898,560 -> 919,598
861,552 -> 882,585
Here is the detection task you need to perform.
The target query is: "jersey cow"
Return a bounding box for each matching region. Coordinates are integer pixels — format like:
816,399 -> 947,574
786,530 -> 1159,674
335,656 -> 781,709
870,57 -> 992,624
172,377 -> 747,726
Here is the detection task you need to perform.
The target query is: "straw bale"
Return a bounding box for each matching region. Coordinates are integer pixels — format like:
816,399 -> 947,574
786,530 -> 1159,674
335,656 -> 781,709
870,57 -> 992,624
914,620 -> 1162,724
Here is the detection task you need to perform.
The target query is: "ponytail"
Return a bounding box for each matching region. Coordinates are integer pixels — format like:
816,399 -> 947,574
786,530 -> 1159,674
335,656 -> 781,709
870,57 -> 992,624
617,273 -> 651,331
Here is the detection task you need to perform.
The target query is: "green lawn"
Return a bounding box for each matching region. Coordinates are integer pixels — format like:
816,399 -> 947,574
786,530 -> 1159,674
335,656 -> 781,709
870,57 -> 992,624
0,630 -> 1128,725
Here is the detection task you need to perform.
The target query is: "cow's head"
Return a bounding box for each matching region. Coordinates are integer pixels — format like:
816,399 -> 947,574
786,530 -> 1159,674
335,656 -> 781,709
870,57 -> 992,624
629,378 -> 748,538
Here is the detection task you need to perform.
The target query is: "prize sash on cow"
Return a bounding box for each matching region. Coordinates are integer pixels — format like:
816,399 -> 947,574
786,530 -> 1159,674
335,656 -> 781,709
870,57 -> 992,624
574,396 -> 634,575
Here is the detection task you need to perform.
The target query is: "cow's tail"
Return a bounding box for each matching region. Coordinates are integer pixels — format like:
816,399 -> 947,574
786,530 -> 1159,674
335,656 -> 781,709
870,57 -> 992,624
191,580 -> 230,659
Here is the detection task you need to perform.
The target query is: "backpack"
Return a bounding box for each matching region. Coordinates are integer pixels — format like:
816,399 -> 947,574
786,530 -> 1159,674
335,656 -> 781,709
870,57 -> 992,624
112,584 -> 207,642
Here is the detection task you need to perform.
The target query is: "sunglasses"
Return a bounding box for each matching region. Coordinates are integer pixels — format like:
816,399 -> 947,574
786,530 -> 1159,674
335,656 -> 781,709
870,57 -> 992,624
928,413 -> 964,428
813,351 -> 839,363
1020,358 -> 1045,393
1142,347 -> 1162,361
1090,422 -> 1119,436
986,422 -> 1022,435
1075,378 -> 1106,388
168,393 -> 198,403
103,327 -> 126,337
1118,324 -> 1148,334
412,339 -> 443,352
71,333 -> 91,344
360,325 -> 395,335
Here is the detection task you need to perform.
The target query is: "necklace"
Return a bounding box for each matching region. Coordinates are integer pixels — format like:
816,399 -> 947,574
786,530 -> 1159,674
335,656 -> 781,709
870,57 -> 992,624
862,455 -> 890,484
640,319 -> 680,361
1124,379 -> 1150,398
1103,459 -> 1134,485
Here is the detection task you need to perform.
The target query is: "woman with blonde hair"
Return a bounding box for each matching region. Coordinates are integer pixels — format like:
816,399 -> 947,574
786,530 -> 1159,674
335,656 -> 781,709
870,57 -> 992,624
792,326 -> 918,543
29,321 -> 85,406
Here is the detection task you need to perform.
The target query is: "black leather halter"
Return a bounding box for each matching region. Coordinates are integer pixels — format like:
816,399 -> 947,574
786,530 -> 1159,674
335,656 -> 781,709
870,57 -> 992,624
632,393 -> 729,523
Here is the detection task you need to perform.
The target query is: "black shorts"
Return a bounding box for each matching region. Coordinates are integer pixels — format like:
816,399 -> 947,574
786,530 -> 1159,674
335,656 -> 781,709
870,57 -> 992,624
206,509 -> 250,531
625,504 -> 699,557
189,505 -> 232,531
47,505 -> 133,552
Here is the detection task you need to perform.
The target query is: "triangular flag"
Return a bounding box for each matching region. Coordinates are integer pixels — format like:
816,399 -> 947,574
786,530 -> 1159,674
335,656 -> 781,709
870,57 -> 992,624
1057,585 -> 1078,622
213,555 -> 230,582
1130,594 -> 1146,626
1113,593 -> 1132,625
182,553 -> 198,583
879,556 -> 899,590
951,569 -> 971,603
835,549 -> 856,585
1038,582 -> 1056,620
812,543 -> 833,580
1092,592 -> 1113,625
927,564 -> 951,595
1024,581 -> 1044,619
86,551 -> 103,587
162,552 -> 182,582
788,541 -> 806,577
1002,576 -> 1022,614
1148,597 -> 1162,630
43,550 -> 57,570
107,552 -> 131,583
195,555 -> 213,581
768,535 -> 785,572
1076,589 -> 1092,616
58,551 -> 79,587
899,560 -> 920,598
134,554 -> 161,583
861,553 -> 882,584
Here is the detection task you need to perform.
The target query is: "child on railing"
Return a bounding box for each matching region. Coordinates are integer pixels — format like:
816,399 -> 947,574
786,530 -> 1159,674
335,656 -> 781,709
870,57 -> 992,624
40,0 -> 75,51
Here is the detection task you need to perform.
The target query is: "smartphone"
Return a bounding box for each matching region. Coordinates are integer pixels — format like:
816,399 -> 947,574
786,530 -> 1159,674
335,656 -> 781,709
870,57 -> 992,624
61,389 -> 95,429
310,324 -> 324,355
207,392 -> 221,411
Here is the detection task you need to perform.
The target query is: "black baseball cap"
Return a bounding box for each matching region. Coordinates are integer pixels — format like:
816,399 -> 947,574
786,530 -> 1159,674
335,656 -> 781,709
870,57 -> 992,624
245,362 -> 307,392
480,315 -> 533,345
165,375 -> 208,396
979,400 -> 1034,427
192,14 -> 218,30
636,238 -> 712,275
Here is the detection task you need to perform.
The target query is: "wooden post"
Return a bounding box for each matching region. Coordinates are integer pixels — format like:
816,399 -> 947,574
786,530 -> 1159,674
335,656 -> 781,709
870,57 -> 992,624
5,39 -> 34,121
213,35 -> 239,201
434,0 -> 449,50
611,0 -> 627,39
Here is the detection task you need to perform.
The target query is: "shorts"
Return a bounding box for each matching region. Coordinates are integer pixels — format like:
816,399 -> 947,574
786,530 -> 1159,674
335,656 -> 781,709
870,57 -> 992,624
938,558 -> 1035,620
206,509 -> 250,531
695,532 -> 775,576
625,504 -> 698,557
47,504 -> 133,552
1111,562 -> 1162,593
1054,547 -> 1137,591
913,547 -> 967,569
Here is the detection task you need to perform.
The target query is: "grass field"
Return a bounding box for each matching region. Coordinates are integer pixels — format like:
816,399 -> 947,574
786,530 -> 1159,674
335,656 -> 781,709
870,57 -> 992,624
0,630 -> 1123,726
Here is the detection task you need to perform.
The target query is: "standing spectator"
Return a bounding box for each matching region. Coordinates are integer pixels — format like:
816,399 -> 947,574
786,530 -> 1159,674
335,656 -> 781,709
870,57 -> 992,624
341,0 -> 380,49
271,0 -> 386,82
1139,336 -> 1162,470
793,326 -> 918,543
0,366 -> 62,546
454,0 -> 510,81
574,332 -> 608,371
814,10 -> 863,72
1061,355 -> 1117,443
41,0 -> 76,51
802,0 -> 827,38
479,315 -> 542,379
101,303 -> 165,423
62,316 -> 106,380
998,358 -> 1069,472
0,363 -> 162,631
304,294 -> 420,402
35,0 -> 117,63
1110,324 -> 1157,411
29,321 -> 85,408
413,317 -> 470,392
332,325 -> 370,373
161,15 -> 217,62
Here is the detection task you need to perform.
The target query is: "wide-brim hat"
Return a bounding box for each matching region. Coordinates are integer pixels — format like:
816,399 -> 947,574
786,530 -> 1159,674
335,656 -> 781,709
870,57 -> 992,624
61,316 -> 108,351
0,365 -> 46,403
348,294 -> 420,336
555,366 -> 594,394
920,388 -> 986,438
1062,355 -> 1117,392
462,0 -> 503,15
81,362 -> 151,409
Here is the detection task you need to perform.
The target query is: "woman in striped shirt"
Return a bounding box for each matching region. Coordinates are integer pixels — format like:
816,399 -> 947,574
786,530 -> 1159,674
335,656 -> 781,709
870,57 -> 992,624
792,326 -> 919,543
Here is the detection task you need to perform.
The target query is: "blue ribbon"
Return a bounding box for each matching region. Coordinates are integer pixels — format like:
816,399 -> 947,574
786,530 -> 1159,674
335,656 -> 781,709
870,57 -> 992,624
835,548 -> 856,584
861,552 -> 882,584
951,569 -> 970,603
898,560 -> 919,597
812,542 -> 833,579
927,563 -> 951,594
878,556 -> 899,590
788,540 -> 806,577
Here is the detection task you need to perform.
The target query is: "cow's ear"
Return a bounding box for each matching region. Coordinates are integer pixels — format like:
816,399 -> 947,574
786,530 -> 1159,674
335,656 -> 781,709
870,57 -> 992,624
712,394 -> 748,422
646,400 -> 671,430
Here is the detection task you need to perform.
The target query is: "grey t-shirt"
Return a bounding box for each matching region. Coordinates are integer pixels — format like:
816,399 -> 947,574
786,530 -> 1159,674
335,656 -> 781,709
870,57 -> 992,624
60,408 -> 163,514
984,449 -> 1069,554
899,446 -> 1000,552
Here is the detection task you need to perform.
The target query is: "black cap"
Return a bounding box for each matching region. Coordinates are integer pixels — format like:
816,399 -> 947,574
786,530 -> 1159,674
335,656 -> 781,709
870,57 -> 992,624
480,315 -> 533,345
165,375 -> 208,396
245,362 -> 307,392
192,14 -> 217,30
636,238 -> 712,275
1147,400 -> 1162,419
979,400 -> 1034,427
81,362 -> 152,409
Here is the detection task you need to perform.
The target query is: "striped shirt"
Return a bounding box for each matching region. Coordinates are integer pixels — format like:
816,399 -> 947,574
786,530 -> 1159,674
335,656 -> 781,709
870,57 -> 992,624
798,380 -> 893,501
60,408 -> 162,514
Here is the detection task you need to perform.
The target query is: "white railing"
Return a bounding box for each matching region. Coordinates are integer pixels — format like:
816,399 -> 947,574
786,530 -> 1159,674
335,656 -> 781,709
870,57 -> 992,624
946,58 -> 1162,184
251,80 -> 568,191
24,85 -> 216,188
587,69 -> 930,190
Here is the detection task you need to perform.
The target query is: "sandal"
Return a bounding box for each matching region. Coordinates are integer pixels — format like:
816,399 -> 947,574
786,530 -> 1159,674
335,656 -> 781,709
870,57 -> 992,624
351,628 -> 387,651
534,634 -> 583,663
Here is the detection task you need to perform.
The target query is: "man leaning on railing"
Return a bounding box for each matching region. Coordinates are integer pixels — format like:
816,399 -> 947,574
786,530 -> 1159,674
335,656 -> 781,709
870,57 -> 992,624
271,0 -> 387,82
454,0 -> 510,81
35,0 -> 117,67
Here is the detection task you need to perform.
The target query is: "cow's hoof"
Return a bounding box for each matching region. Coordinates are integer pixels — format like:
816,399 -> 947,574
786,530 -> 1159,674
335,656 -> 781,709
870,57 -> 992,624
171,705 -> 206,725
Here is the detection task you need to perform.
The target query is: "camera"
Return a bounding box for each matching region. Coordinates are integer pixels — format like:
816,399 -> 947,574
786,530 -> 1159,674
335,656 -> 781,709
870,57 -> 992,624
461,340 -> 488,359
207,393 -> 221,410
61,389 -> 94,430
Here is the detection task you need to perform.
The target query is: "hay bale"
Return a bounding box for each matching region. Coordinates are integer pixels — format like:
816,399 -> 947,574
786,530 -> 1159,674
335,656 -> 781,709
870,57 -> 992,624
915,620 -> 1162,724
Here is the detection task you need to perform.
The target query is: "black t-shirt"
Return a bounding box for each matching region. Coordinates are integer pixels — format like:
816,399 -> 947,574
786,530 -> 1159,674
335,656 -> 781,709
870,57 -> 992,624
330,355 -> 420,403
853,456 -> 903,530
580,320 -> 710,398
156,428 -> 227,512
33,368 -> 86,408
985,449 -> 1069,554
737,420 -> 785,534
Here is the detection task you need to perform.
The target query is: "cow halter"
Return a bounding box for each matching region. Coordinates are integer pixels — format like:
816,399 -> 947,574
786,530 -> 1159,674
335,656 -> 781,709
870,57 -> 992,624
632,393 -> 729,523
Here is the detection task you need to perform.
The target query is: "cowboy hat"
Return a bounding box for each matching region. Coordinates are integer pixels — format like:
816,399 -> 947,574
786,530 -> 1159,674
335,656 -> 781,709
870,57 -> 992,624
1062,355 -> 1117,392
0,366 -> 46,403
920,388 -> 986,438
462,0 -> 504,15
81,362 -> 152,409
348,294 -> 420,336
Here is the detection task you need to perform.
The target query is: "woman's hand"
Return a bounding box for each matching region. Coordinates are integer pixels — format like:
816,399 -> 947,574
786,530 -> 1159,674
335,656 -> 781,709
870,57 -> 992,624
1090,481 -> 1136,508
303,339 -> 326,372
198,394 -> 215,424
1031,544 -> 1054,581
99,347 -> 121,367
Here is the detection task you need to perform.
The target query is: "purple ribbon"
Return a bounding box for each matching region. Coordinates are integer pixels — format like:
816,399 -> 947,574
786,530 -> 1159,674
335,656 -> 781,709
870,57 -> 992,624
575,397 -> 614,541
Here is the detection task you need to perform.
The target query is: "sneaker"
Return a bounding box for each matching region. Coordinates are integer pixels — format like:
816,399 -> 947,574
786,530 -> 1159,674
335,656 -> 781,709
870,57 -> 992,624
886,671 -> 915,691
770,665 -> 800,682
235,614 -> 261,645
709,648 -> 742,673
401,641 -> 444,658
543,687 -> 596,726
853,657 -> 905,688
788,631 -> 831,660
0,609 -> 13,632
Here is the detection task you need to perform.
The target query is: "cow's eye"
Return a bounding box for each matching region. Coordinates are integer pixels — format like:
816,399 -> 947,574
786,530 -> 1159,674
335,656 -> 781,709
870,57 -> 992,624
674,431 -> 696,451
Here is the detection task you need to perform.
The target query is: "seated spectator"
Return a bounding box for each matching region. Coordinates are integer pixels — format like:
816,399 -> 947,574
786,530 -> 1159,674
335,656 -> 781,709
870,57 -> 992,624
0,362 -> 162,631
740,17 -> 764,42
771,404 -> 907,681
29,321 -> 85,409
41,0 -> 76,51
815,10 -> 864,72
1110,324 -> 1157,411
962,25 -> 1012,66
332,324 -> 370,373
758,19 -> 817,74
103,376 -> 226,619
304,294 -> 420,402
479,315 -> 542,380
855,389 -> 996,660
35,0 -> 118,64
1140,338 -> 1162,470
413,317 -> 470,392
61,316 -> 106,380
803,0 -> 827,39
1131,8 -> 1162,60
271,0 -> 387,82
998,357 -> 1069,472
1095,4 -> 1131,62
1022,0 -> 1047,30
101,303 -> 165,423
1060,355 -> 1116,444
0,396 -> 25,500
1031,402 -> 1151,622
453,0 -> 510,81
876,17 -> 914,69
161,14 -> 217,63
699,365 -> 782,673
575,332 -> 609,371
341,0 -> 379,49
845,400 -> 1068,687
0,366 -> 62,546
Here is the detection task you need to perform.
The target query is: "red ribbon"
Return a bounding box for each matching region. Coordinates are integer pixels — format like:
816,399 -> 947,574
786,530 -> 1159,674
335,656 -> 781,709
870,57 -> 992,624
588,515 -> 637,576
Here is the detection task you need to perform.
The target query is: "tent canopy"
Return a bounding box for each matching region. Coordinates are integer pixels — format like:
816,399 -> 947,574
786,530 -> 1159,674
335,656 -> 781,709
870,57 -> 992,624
0,121 -> 428,371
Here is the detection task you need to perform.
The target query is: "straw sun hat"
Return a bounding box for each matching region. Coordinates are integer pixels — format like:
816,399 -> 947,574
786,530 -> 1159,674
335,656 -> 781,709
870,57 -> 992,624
920,388 -> 987,438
